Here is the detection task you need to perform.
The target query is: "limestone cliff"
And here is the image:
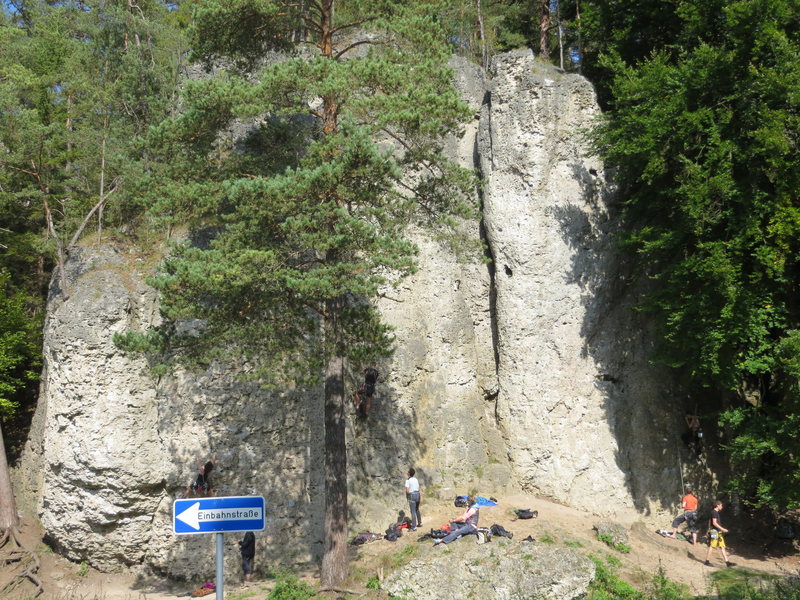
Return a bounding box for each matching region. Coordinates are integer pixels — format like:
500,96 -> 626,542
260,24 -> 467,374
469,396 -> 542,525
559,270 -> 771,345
19,50 -> 683,579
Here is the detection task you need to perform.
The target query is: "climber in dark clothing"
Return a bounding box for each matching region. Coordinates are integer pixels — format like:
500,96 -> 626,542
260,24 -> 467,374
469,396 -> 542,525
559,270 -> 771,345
681,412 -> 703,459
354,366 -> 379,418
185,453 -> 217,497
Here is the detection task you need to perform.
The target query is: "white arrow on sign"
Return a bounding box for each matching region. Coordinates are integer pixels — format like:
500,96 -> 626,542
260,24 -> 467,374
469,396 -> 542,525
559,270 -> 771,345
176,501 -> 201,530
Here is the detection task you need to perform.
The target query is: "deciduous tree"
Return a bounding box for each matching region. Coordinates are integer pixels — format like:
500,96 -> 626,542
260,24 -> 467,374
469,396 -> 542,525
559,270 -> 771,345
590,0 -> 800,508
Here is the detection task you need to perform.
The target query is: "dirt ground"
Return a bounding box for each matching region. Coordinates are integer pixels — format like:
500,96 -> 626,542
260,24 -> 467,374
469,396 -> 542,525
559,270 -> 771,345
8,493 -> 800,600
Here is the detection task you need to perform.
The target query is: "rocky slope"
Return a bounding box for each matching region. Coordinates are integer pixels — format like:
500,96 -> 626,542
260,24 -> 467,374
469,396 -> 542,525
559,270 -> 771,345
18,49 -> 688,579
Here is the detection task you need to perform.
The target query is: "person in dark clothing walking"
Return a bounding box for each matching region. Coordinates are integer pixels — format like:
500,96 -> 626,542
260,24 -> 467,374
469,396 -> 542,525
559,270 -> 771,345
239,531 -> 255,583
705,500 -> 734,567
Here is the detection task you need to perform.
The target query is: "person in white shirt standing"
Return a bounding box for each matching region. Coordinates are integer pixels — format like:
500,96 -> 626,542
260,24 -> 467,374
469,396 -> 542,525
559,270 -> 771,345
405,468 -> 422,531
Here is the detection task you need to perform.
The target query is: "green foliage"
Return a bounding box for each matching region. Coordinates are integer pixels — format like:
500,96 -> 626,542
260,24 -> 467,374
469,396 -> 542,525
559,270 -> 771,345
539,533 -> 555,544
720,331 -> 800,509
596,533 -> 631,554
266,572 -> 315,600
648,567 -> 690,600
587,554 -> 639,600
0,0 -> 186,288
76,561 -> 89,578
0,0 -> 185,464
710,570 -> 800,600
366,575 -> 381,590
589,0 -> 800,509
588,557 -> 689,600
0,270 -> 41,418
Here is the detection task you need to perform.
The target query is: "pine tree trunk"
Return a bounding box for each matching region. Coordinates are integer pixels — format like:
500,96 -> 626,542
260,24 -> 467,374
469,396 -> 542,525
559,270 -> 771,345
0,425 -> 19,532
320,302 -> 348,587
539,0 -> 551,59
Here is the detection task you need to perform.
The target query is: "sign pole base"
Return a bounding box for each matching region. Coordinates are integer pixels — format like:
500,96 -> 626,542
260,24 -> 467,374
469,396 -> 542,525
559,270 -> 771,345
216,532 -> 224,600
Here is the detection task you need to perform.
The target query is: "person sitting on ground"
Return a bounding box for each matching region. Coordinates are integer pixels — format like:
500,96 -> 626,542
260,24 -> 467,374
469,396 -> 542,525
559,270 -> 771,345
185,453 -> 217,497
434,496 -> 479,546
705,500 -> 734,568
666,487 -> 699,544
354,366 -> 379,418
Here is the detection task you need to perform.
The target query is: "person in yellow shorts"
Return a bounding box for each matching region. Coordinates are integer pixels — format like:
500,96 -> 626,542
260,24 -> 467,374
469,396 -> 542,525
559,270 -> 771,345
705,500 -> 734,567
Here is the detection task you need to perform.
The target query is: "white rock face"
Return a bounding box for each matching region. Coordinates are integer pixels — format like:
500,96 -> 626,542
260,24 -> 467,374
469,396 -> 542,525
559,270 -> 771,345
384,543 -> 596,600
19,50 -> 683,579
21,247 -> 326,577
478,50 -> 679,513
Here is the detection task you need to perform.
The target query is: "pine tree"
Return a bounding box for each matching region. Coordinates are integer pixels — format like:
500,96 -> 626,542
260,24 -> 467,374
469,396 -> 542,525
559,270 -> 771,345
117,0 -> 475,585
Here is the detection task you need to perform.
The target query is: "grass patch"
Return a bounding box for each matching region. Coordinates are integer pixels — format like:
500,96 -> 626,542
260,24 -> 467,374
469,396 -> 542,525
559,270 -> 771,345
540,533 -> 555,544
587,554 -> 639,600
366,575 -> 381,590
266,572 -> 315,600
597,533 -> 631,553
76,561 -> 89,578
648,566 -> 691,600
378,544 -> 418,571
709,568 -> 790,600
565,540 -> 584,548
605,554 -> 622,568
426,484 -> 442,500
227,588 -> 260,600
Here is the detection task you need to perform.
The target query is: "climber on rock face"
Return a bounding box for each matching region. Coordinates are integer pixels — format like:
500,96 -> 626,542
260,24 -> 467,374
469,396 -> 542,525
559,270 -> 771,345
354,366 -> 379,418
681,411 -> 703,459
185,453 -> 217,497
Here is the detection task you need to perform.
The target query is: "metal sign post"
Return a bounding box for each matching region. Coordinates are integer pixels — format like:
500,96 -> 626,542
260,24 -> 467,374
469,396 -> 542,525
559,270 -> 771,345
173,496 -> 266,600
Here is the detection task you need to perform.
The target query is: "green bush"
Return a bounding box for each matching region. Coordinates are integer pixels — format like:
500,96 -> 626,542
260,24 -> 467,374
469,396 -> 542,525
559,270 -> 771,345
267,573 -> 315,600
711,571 -> 800,600
649,566 -> 690,600
587,555 -> 640,600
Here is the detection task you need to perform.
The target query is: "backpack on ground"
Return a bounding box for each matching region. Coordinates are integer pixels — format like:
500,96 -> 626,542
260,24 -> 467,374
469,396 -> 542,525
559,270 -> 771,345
430,529 -> 449,539
515,508 -> 537,520
352,532 -> 382,545
385,526 -> 401,542
490,524 -> 513,539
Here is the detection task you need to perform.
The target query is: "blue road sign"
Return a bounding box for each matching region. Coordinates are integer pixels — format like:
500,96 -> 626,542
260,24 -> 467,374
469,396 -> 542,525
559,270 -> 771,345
173,496 -> 265,535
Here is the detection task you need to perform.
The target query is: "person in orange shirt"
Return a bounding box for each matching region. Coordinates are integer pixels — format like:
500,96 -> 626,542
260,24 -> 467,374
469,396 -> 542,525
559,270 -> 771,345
666,487 -> 699,544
